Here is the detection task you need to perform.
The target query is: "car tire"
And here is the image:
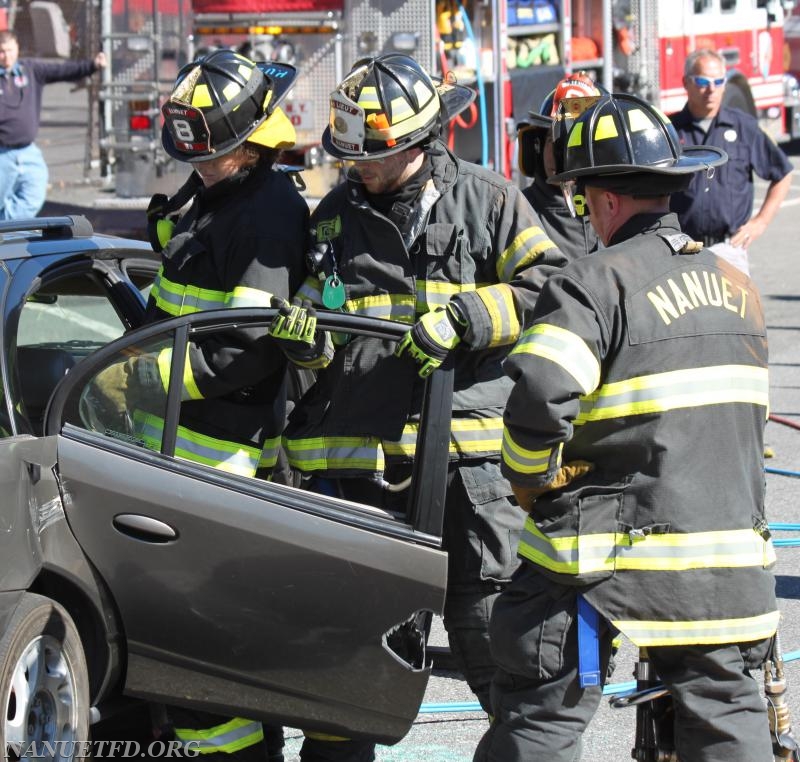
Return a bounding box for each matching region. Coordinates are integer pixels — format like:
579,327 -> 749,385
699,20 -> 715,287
0,593 -> 90,761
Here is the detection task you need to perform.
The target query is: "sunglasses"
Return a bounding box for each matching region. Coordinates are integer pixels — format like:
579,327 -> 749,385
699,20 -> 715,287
690,75 -> 725,88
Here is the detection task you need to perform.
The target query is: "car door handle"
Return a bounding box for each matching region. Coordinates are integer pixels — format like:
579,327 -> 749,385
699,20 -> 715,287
112,514 -> 178,543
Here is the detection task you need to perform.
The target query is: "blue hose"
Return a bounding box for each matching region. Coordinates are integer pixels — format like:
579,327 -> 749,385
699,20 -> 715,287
766,466 -> 800,478
458,3 -> 489,167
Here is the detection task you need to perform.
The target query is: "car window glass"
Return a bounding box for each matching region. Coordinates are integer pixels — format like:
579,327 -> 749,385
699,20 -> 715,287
15,276 -> 130,436
64,332 -> 172,450
18,294 -> 125,348
59,320 -> 422,527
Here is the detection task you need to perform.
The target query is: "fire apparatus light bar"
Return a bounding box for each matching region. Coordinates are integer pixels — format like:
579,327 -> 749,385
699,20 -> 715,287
194,24 -> 336,35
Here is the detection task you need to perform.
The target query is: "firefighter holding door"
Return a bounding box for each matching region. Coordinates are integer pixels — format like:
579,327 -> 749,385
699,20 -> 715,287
94,48 -> 308,762
476,93 -> 779,762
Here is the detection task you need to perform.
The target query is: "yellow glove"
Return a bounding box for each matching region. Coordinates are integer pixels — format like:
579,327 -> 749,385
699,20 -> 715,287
91,361 -> 131,413
512,460 -> 594,513
91,356 -> 164,416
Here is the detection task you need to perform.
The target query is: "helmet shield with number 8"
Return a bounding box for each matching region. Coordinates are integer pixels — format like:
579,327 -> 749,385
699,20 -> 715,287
161,49 -> 298,162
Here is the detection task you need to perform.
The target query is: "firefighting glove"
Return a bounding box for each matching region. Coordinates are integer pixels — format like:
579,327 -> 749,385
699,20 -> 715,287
91,355 -> 165,416
395,304 -> 466,378
91,361 -> 130,414
269,297 -> 317,345
512,460 -> 594,513
146,194 -> 176,253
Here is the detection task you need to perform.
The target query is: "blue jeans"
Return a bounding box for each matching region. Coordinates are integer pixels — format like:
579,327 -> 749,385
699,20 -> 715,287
0,143 -> 48,220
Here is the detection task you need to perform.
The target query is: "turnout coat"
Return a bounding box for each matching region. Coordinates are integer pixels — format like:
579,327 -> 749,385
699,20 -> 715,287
501,212 -> 778,647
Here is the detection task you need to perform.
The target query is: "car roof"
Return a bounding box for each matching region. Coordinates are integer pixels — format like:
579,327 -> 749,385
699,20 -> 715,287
0,215 -> 154,262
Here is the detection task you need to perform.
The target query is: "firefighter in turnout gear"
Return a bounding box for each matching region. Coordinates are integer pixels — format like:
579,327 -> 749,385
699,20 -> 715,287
475,93 -> 779,762
269,54 -> 567,761
517,71 -> 601,260
95,49 -> 308,761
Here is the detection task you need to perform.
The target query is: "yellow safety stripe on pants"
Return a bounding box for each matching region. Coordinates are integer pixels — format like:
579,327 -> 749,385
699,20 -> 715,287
574,364 -> 769,424
510,323 -> 601,395
612,610 -> 780,648
474,284 -> 521,347
496,225 -> 557,282
501,431 -> 560,476
134,411 -> 262,477
287,416 -> 504,471
284,435 -> 386,473
175,718 -> 264,754
382,416 -> 504,458
416,279 -> 479,312
154,346 -> 204,402
152,272 -> 274,316
519,520 -> 778,576
302,731 -> 351,742
258,434 -> 282,471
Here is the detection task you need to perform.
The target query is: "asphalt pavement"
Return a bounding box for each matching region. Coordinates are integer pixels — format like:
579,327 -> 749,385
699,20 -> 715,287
37,81 -> 800,761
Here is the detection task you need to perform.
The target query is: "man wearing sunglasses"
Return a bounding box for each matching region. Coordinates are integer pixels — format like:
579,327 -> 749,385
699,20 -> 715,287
669,48 -> 792,274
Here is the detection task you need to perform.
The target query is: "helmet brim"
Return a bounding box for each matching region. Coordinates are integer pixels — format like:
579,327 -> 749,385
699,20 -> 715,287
549,144 -> 728,184
321,78 -> 476,161
255,61 -> 298,111
320,124 -> 422,161
437,79 -> 476,122
162,61 -> 298,163
523,112 -> 553,130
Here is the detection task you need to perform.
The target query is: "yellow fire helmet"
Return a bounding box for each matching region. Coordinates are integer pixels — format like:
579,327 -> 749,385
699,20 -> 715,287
322,53 -> 475,160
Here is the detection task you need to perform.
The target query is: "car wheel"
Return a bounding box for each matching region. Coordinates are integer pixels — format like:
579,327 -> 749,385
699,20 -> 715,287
0,594 -> 90,761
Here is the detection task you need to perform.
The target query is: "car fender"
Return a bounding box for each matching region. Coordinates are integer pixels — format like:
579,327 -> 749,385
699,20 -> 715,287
1,434 -> 123,703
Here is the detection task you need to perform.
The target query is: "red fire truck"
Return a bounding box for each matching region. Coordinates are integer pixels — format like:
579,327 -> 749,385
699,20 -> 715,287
90,0 -> 798,196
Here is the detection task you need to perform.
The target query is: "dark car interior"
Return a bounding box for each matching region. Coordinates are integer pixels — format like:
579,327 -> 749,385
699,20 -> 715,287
12,260 -> 158,436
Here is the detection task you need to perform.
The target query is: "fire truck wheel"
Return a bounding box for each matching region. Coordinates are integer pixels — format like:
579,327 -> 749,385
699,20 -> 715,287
0,593 -> 90,761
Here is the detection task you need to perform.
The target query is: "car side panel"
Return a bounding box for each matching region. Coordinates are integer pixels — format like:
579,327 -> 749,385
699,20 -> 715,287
0,435 -> 124,703
0,437 -> 47,590
57,434 -> 448,744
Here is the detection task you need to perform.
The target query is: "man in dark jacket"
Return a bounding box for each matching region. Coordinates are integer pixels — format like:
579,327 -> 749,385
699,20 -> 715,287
270,53 -> 566,762
669,48 -> 792,274
476,93 -> 778,762
0,29 -> 105,219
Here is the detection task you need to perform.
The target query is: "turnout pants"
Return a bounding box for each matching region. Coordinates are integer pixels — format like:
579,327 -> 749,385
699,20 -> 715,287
299,459 -> 523,762
474,563 -> 774,762
155,706 -> 285,761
